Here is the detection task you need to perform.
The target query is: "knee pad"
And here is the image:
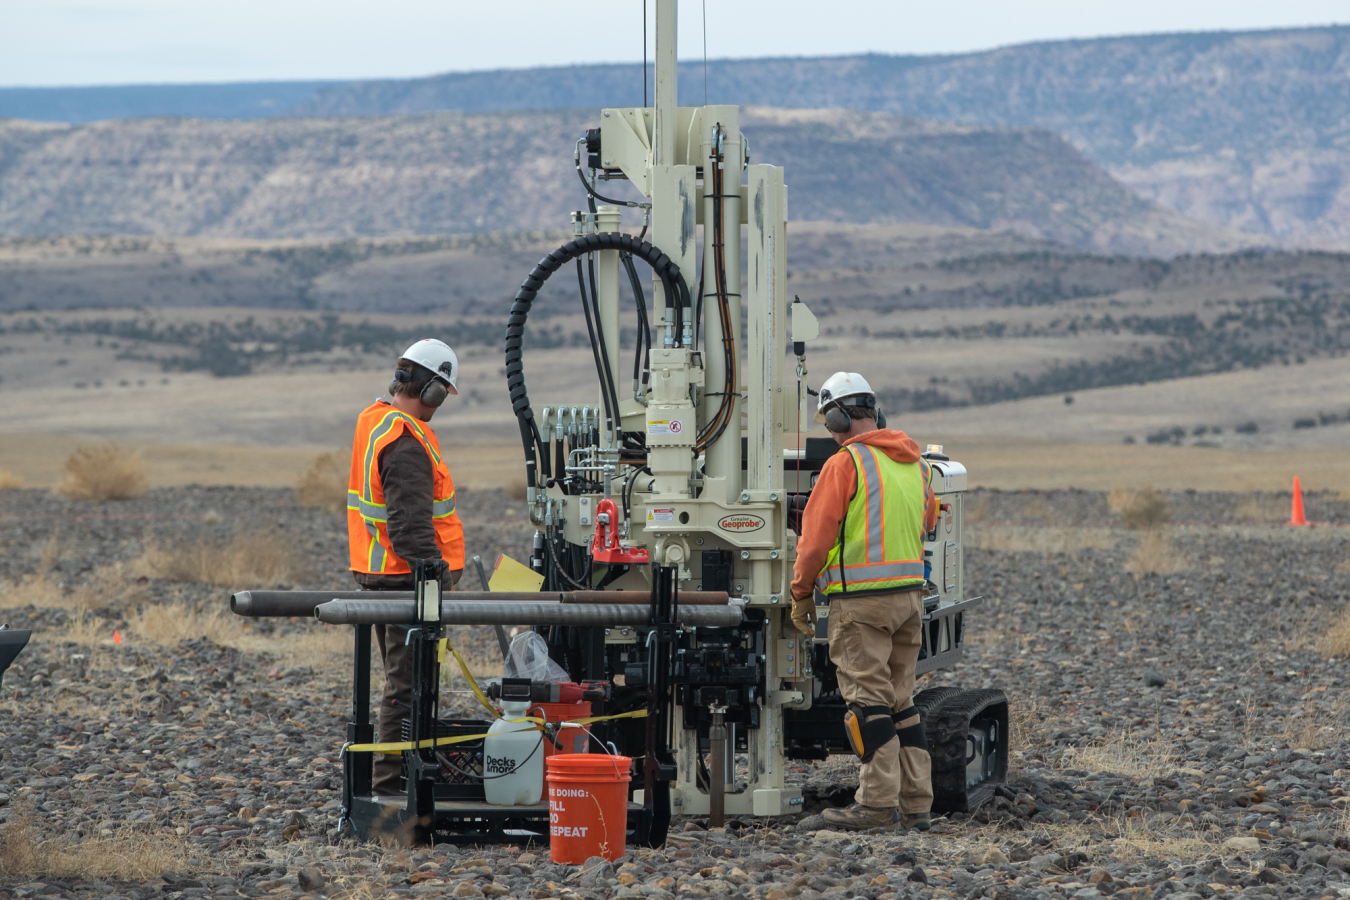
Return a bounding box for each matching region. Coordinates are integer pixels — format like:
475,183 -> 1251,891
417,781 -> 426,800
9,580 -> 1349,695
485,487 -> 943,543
893,704 -> 928,752
844,704 -> 896,763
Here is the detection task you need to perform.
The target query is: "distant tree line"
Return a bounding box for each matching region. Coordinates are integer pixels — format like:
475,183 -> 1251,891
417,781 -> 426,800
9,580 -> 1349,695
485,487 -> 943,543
873,293 -> 1350,412
0,313 -> 583,377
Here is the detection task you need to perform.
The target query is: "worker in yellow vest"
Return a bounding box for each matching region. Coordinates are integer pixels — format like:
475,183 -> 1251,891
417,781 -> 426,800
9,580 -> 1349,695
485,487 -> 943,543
347,339 -> 465,795
790,372 -> 938,832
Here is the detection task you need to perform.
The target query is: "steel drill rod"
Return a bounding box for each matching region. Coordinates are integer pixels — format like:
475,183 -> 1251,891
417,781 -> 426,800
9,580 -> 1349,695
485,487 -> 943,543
564,591 -> 729,605
709,714 -> 727,828
313,600 -> 744,628
232,589 -> 731,618
230,591 -> 387,618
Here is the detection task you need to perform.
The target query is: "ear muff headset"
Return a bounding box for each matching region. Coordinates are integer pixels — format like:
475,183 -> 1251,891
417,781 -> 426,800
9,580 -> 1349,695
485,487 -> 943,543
824,406 -> 853,434
823,393 -> 877,433
390,367 -> 450,408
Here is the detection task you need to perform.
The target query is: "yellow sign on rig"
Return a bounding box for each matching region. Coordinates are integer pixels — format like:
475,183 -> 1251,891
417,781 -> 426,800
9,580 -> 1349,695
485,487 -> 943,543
489,553 -> 545,593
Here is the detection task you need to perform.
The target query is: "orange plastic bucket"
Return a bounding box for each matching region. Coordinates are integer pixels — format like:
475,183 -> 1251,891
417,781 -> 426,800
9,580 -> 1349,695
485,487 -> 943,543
531,702 -> 593,758
546,754 -> 631,863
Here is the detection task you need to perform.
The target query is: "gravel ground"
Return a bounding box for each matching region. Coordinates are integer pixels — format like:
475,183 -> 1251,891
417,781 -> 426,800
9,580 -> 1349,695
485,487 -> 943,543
1,486 -> 1348,900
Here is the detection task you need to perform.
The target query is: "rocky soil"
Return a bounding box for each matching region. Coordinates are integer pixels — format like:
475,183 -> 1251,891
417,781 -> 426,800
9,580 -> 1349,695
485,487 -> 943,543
1,486 -> 1348,900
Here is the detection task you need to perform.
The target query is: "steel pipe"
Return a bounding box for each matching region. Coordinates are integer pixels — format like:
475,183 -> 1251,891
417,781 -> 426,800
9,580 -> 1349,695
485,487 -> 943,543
563,591 -> 729,606
233,589 -> 731,618
231,591 -> 399,618
314,599 -> 744,628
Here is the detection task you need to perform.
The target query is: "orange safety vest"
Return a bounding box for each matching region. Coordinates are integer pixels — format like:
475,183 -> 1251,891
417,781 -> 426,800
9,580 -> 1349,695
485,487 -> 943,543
347,401 -> 463,575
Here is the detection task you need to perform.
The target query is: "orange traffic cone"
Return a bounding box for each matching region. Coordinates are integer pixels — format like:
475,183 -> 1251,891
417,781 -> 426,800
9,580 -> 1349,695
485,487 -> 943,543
1287,476 -> 1309,526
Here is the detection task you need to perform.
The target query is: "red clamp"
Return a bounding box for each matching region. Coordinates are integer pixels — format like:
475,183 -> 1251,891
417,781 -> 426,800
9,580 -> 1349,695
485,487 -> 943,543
590,497 -> 649,565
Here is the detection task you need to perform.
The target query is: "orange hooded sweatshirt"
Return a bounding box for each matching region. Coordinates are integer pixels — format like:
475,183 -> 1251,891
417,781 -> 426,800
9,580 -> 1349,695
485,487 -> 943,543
790,428 -> 935,602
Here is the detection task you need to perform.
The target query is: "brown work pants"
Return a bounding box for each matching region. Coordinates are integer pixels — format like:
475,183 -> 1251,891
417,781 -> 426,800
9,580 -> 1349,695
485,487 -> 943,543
828,588 -> 933,813
373,623 -> 414,796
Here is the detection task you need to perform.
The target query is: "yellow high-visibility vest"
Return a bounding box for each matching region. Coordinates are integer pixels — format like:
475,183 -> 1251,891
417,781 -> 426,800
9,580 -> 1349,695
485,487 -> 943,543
815,445 -> 933,596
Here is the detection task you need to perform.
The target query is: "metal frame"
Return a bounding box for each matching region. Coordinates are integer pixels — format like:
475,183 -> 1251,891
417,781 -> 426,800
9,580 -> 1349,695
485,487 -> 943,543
338,573 -> 672,847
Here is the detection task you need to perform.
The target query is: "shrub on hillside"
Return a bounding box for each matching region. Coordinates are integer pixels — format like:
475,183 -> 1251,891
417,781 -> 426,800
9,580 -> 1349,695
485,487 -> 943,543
140,531 -> 303,587
1107,485 -> 1170,530
57,444 -> 146,501
296,451 -> 348,514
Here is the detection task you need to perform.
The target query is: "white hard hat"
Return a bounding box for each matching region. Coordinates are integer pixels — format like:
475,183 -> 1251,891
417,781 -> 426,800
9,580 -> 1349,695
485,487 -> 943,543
400,339 -> 459,393
815,371 -> 875,424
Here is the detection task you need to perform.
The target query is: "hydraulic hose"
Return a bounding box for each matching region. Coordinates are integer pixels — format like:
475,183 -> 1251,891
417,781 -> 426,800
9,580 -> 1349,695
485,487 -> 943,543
623,253 -> 651,396
505,233 -> 691,483
586,254 -> 623,443
575,139 -> 651,212
577,259 -> 617,442
695,126 -> 739,454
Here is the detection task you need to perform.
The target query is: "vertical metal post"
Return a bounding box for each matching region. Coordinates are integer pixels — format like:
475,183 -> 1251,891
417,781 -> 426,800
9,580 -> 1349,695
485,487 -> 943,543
745,164 -> 786,494
708,704 -> 727,827
642,564 -> 675,846
405,561 -> 442,842
344,624 -> 373,805
653,0 -> 677,168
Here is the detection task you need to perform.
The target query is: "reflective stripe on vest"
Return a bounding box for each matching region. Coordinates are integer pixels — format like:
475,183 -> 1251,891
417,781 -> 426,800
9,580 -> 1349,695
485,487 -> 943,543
347,403 -> 460,575
815,443 -> 930,596
347,491 -> 457,521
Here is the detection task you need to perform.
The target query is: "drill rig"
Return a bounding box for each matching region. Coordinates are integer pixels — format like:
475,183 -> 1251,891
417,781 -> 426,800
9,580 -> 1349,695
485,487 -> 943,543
234,0 -> 1007,847
504,0 -> 1007,828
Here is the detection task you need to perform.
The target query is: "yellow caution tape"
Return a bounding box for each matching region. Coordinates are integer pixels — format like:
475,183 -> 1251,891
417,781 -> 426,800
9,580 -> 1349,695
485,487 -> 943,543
446,639 -> 501,720
342,709 -> 649,755
344,715 -> 544,755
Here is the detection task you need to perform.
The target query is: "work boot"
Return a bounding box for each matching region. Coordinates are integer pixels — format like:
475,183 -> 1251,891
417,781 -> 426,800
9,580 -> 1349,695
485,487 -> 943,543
821,803 -> 901,831
900,810 -> 931,832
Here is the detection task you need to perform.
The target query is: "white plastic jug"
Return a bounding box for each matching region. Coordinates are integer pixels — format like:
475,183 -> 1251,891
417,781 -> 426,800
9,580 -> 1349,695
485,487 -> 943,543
482,700 -> 544,805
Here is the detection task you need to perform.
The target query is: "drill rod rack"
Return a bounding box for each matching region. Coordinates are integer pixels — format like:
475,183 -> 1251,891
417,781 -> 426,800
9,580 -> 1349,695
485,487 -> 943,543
313,599 -> 743,627
230,589 -> 732,618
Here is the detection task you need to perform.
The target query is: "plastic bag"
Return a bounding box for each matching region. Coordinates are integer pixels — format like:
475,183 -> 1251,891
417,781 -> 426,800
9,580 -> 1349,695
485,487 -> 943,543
503,631 -> 570,683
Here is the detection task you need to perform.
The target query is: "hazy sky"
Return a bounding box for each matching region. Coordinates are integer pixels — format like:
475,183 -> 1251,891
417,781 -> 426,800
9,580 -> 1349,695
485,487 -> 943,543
3,0 -> 1348,87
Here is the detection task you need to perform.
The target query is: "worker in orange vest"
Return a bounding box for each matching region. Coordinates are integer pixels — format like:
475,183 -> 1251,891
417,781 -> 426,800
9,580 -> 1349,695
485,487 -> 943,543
347,339 -> 465,795
790,372 -> 939,832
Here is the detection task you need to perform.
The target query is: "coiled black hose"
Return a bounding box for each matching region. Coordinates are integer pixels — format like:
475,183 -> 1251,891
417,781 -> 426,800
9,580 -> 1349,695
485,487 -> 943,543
505,232 -> 692,487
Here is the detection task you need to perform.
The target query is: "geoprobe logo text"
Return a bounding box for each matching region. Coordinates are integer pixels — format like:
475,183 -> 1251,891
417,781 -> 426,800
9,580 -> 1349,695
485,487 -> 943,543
484,755 -> 516,775
718,514 -> 765,533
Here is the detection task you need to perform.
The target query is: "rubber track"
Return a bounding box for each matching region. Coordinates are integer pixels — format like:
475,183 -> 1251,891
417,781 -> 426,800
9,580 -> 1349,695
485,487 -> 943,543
930,688 -> 1009,815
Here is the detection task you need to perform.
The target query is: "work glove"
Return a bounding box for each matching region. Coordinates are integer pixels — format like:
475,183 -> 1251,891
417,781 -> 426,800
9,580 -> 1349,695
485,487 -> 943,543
790,594 -> 817,638
442,567 -> 463,592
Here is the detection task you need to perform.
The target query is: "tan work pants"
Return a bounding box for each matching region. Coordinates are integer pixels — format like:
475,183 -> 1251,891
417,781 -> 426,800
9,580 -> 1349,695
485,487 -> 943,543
828,588 -> 933,813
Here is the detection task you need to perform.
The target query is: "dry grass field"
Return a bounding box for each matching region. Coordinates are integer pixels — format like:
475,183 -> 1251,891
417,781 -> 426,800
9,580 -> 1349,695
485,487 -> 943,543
899,355 -> 1350,451
5,430 -> 1348,495
0,432 -> 528,493
4,226 -> 1348,497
